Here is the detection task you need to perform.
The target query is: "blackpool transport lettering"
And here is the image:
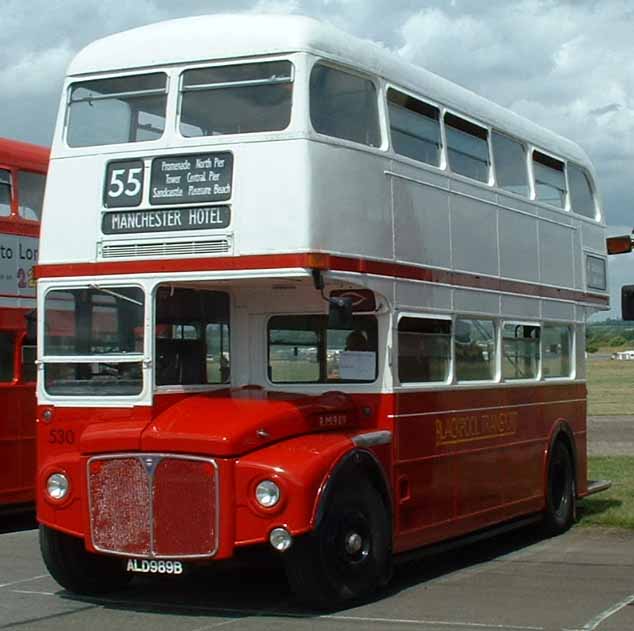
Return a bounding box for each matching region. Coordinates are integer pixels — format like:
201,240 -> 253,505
435,410 -> 518,446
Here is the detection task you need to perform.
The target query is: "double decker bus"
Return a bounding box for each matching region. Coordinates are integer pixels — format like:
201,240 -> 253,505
0,137 -> 47,509
36,15 -> 609,607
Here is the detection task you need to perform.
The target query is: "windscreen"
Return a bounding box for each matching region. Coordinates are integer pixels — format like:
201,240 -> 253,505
43,286 -> 144,396
67,73 -> 167,147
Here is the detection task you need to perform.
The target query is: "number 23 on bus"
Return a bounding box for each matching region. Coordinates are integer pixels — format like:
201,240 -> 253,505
35,15 -> 610,608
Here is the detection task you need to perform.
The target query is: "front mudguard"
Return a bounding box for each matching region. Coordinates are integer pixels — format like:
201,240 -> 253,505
234,432 -> 392,548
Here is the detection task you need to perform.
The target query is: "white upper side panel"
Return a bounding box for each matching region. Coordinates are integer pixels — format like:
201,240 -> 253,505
66,14 -> 591,169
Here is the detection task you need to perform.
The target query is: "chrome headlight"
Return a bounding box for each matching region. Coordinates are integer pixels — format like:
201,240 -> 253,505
47,473 -> 70,500
255,480 -> 280,508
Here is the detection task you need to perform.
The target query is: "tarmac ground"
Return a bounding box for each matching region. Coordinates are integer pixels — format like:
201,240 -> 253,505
1,415 -> 632,631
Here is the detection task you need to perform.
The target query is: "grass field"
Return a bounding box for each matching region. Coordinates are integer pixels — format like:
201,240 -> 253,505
578,457 -> 634,530
586,359 -> 634,415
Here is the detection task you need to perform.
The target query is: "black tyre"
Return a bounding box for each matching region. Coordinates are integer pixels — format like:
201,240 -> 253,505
542,440 -> 575,535
284,478 -> 390,610
39,525 -> 132,594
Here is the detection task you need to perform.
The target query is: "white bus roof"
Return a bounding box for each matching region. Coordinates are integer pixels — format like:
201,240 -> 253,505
68,13 -> 591,167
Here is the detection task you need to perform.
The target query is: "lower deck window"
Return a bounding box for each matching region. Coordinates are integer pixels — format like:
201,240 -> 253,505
502,324 -> 540,380
398,317 -> 451,383
268,315 -> 378,383
543,325 -> 572,378
455,318 -> 496,381
155,287 -> 230,386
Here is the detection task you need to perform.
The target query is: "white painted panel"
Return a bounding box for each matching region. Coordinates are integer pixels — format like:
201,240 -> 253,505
501,295 -> 540,319
499,211 -> 538,282
307,143 -> 392,260
451,194 -> 499,276
582,221 -> 607,253
392,176 -> 451,268
539,221 -> 574,288
396,281 -> 451,312
542,300 -> 575,321
454,288 -> 499,315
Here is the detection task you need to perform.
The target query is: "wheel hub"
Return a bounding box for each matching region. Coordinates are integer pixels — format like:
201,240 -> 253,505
344,532 -> 363,555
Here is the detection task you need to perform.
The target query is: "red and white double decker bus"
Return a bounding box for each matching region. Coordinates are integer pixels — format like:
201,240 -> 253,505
0,138 -> 48,509
36,15 -> 609,607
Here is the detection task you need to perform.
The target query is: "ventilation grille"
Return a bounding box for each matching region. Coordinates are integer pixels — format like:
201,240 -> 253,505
100,239 -> 231,259
88,454 -> 218,559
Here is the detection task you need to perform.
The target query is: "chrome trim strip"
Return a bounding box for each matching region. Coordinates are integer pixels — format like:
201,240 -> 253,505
352,430 -> 393,448
87,452 -> 220,560
388,398 -> 586,419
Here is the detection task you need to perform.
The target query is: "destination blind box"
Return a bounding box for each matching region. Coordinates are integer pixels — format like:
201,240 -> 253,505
103,151 -> 233,209
102,206 -> 230,235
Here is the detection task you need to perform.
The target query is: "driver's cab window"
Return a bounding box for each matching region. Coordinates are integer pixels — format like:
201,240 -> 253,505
155,287 -> 230,386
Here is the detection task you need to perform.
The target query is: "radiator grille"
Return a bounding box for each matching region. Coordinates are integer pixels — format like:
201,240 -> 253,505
100,239 -> 231,259
88,454 -> 218,558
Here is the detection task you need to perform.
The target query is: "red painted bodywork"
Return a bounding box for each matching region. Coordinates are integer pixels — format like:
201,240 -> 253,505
37,381 -> 585,559
0,138 -> 47,508
36,252 -> 607,307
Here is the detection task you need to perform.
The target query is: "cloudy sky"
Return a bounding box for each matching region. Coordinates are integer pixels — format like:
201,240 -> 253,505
2,0 -> 633,314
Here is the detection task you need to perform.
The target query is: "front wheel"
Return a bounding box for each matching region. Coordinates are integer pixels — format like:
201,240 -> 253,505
284,479 -> 390,610
39,525 -> 132,594
542,440 -> 575,536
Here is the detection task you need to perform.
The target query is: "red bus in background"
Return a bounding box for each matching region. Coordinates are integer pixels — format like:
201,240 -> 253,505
0,138 -> 48,509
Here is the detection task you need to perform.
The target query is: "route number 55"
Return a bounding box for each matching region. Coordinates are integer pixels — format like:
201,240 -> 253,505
104,159 -> 144,208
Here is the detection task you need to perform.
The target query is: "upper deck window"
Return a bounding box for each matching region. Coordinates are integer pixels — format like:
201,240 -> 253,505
310,64 -> 380,147
387,89 -> 441,166
533,151 -> 566,208
568,163 -> 597,219
491,132 -> 529,196
67,73 -> 167,148
0,170 -> 11,217
180,61 -> 293,137
444,113 -> 490,183
17,171 -> 46,221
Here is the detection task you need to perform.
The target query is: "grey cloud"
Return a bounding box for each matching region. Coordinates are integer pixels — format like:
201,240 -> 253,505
1,0 -> 633,228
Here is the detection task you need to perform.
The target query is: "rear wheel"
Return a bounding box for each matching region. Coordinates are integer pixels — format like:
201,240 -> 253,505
39,525 -> 132,594
542,440 -> 575,535
284,479 -> 390,610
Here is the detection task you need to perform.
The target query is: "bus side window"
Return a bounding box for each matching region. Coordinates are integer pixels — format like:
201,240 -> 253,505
491,132 -> 529,197
21,345 -> 37,383
387,89 -> 441,167
542,325 -> 573,378
444,113 -> 490,183
0,169 -> 12,217
502,324 -> 540,380
568,163 -> 597,220
0,332 -> 15,382
17,170 -> 46,221
455,318 -> 496,382
398,317 -> 451,384
310,63 -> 381,148
533,151 -> 566,208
